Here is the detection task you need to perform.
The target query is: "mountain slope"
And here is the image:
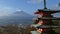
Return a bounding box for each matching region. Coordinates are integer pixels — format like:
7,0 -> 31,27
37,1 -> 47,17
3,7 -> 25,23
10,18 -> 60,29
0,11 -> 35,25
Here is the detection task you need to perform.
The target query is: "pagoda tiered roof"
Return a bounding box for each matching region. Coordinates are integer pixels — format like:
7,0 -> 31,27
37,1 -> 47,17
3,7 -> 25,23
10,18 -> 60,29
34,9 -> 60,14
32,24 -> 60,29
33,17 -> 60,21
36,25 -> 60,29
38,17 -> 60,20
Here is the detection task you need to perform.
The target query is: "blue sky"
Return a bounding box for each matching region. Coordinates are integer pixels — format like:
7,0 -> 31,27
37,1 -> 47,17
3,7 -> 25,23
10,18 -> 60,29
0,0 -> 60,16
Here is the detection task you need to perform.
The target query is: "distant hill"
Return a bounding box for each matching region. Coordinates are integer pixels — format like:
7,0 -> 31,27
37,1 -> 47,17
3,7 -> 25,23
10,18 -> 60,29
0,11 -> 35,26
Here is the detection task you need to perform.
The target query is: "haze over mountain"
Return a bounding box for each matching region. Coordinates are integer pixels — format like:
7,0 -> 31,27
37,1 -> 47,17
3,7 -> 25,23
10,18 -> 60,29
0,11 -> 35,26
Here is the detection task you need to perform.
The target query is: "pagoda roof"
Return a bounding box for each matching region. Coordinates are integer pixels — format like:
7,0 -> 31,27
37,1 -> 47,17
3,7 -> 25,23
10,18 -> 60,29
34,9 -> 60,14
36,25 -> 60,29
32,24 -> 60,28
38,17 -> 60,20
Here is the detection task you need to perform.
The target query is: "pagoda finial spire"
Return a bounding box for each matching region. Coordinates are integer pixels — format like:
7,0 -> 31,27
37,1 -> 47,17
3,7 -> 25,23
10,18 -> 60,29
44,0 -> 47,9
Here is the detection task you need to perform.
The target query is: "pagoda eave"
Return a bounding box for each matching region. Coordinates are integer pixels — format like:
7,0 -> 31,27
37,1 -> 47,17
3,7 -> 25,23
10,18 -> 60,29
34,9 -> 60,14
36,25 -> 60,29
38,17 -> 60,20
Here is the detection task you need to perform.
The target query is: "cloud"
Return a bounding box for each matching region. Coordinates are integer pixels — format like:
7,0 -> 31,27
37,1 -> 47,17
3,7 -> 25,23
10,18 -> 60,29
15,8 -> 22,11
27,0 -> 44,4
0,5 -> 23,16
49,3 -> 60,10
0,5 -> 15,16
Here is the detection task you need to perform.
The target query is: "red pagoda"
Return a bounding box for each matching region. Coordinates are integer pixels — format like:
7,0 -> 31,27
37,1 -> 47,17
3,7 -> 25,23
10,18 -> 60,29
34,9 -> 60,34
31,0 -> 60,34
